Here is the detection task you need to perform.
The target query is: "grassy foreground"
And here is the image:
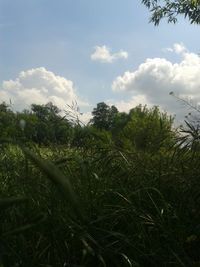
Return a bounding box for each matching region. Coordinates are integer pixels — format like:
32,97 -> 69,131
0,140 -> 200,267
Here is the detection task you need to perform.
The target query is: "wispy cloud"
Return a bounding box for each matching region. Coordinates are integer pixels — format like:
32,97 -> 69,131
91,45 -> 128,63
163,43 -> 188,54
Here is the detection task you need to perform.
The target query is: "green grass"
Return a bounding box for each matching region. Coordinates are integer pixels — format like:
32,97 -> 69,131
0,141 -> 200,266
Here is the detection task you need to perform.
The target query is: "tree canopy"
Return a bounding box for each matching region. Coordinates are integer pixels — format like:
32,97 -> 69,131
122,105 -> 175,151
0,100 -> 176,152
142,0 -> 200,25
90,102 -> 118,130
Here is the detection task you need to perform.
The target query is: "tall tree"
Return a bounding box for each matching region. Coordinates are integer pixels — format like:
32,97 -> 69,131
142,0 -> 200,25
91,102 -> 118,130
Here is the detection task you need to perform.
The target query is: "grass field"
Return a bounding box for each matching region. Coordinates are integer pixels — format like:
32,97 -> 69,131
0,139 -> 200,267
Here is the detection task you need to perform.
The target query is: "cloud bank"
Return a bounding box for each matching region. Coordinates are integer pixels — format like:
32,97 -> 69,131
112,43 -> 200,120
1,67 -> 88,112
91,45 -> 128,63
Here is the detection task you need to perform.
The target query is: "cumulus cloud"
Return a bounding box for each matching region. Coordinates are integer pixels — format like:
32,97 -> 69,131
91,45 -> 128,63
112,43 -> 200,120
164,43 -> 187,54
0,67 -> 88,112
107,95 -> 150,113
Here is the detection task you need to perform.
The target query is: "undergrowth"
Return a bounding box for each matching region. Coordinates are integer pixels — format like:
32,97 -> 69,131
0,138 -> 200,267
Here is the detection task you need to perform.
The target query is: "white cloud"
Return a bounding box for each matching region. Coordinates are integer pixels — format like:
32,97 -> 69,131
0,67 -> 88,111
107,95 -> 150,113
112,43 -> 200,120
173,43 -> 187,54
80,112 -> 92,125
163,43 -> 187,54
91,45 -> 128,63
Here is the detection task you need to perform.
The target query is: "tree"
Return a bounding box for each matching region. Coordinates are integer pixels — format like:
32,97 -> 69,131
142,0 -> 200,25
30,102 -> 71,144
90,102 -> 118,130
0,102 -> 16,139
0,102 -> 10,113
31,102 -> 60,121
121,105 -> 175,151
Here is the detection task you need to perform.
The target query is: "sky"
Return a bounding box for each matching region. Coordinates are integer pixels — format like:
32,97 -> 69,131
0,0 -> 200,124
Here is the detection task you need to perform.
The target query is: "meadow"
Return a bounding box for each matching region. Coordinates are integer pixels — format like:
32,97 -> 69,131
0,102 -> 200,267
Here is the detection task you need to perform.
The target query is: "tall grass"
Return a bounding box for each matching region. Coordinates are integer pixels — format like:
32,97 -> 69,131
0,138 -> 200,266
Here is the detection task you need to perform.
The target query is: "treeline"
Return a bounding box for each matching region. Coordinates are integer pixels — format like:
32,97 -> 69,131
0,101 -> 175,151
0,102 -> 72,144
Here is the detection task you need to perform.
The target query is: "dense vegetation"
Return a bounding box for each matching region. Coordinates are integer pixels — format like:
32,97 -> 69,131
0,100 -> 200,266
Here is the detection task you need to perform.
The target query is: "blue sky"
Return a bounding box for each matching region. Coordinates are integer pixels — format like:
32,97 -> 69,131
0,0 -> 200,122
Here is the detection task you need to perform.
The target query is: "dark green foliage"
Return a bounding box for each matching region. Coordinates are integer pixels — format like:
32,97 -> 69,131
0,103 -> 16,139
91,102 -> 119,130
121,105 -> 175,152
142,0 -> 200,25
0,101 -> 175,151
0,101 -> 200,266
30,102 -> 72,144
0,102 -> 72,145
